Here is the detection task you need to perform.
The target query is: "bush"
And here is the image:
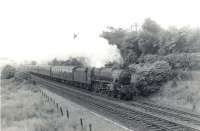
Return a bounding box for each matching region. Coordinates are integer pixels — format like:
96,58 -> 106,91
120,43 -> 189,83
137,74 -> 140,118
138,54 -> 163,63
138,53 -> 200,70
130,60 -> 172,96
164,53 -> 190,70
1,65 -> 16,79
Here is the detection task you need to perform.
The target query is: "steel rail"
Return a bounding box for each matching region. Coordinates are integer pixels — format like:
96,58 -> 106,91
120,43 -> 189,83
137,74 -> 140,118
128,101 -> 200,126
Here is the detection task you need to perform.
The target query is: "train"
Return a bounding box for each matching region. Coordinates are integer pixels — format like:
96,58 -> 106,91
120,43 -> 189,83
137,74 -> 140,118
20,65 -> 137,100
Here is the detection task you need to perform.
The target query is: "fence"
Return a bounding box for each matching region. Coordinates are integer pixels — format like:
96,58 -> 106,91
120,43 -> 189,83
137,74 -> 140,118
38,88 -> 93,131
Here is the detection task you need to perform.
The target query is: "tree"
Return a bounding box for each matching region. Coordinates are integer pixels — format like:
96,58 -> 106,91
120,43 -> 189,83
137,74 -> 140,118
142,18 -> 162,34
159,26 -> 192,54
1,65 -> 16,79
100,27 -> 127,49
48,57 -> 89,66
139,18 -> 163,55
101,27 -> 141,66
49,58 -> 60,66
64,57 -> 85,66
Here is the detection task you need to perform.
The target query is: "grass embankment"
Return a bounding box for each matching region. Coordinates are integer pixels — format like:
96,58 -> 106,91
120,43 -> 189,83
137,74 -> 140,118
1,79 -> 130,131
150,71 -> 200,113
1,79 -> 71,131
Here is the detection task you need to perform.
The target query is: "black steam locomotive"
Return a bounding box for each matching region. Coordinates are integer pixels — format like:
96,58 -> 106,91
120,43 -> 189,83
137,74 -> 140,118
20,65 -> 135,100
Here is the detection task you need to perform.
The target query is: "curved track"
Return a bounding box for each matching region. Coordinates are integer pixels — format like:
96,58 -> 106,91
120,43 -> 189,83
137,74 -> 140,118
31,75 -> 200,131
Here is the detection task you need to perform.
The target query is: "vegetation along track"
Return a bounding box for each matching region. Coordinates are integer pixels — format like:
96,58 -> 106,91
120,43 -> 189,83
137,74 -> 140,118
30,75 -> 200,131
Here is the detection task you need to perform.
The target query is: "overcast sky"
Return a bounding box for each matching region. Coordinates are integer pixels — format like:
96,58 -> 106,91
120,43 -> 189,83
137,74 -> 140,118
0,0 -> 200,66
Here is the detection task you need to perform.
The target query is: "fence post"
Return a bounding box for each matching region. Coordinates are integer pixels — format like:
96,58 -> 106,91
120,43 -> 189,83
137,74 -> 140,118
80,118 -> 83,129
56,103 -> 59,110
66,109 -> 69,119
60,107 -> 63,116
89,124 -> 92,131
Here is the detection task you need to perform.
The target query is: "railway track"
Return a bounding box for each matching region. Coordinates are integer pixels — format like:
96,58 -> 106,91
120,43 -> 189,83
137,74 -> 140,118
31,75 -> 200,131
128,101 -> 200,126
140,101 -> 200,119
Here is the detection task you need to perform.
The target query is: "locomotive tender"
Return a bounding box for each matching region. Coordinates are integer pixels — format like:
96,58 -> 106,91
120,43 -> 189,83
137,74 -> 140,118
21,65 -> 134,100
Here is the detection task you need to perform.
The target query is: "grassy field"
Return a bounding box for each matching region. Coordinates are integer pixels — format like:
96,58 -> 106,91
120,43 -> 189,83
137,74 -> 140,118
1,78 -> 132,131
1,79 -> 65,131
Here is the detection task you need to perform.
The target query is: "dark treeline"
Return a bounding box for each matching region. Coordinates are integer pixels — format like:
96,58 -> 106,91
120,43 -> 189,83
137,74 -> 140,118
101,18 -> 200,67
48,57 -> 89,66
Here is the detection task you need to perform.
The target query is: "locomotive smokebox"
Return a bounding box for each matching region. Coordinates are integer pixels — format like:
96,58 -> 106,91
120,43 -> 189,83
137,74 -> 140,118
112,69 -> 131,85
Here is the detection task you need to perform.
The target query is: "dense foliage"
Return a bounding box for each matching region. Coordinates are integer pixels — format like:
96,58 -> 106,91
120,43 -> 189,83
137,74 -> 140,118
138,53 -> 200,70
101,18 -> 200,67
129,61 -> 172,96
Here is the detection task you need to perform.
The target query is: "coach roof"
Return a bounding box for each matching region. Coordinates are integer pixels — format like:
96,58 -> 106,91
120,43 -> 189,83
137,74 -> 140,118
52,66 -> 79,73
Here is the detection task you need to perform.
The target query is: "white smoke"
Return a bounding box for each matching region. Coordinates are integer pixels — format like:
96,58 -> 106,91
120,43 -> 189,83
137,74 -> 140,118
71,35 -> 122,67
37,34 -> 122,68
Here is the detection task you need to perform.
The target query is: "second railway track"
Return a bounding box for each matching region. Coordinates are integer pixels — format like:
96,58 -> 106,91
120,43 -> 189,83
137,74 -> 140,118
127,101 -> 200,127
31,75 -> 200,131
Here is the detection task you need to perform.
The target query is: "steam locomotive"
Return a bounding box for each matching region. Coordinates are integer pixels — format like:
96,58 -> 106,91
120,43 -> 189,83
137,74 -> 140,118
20,65 -> 136,100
